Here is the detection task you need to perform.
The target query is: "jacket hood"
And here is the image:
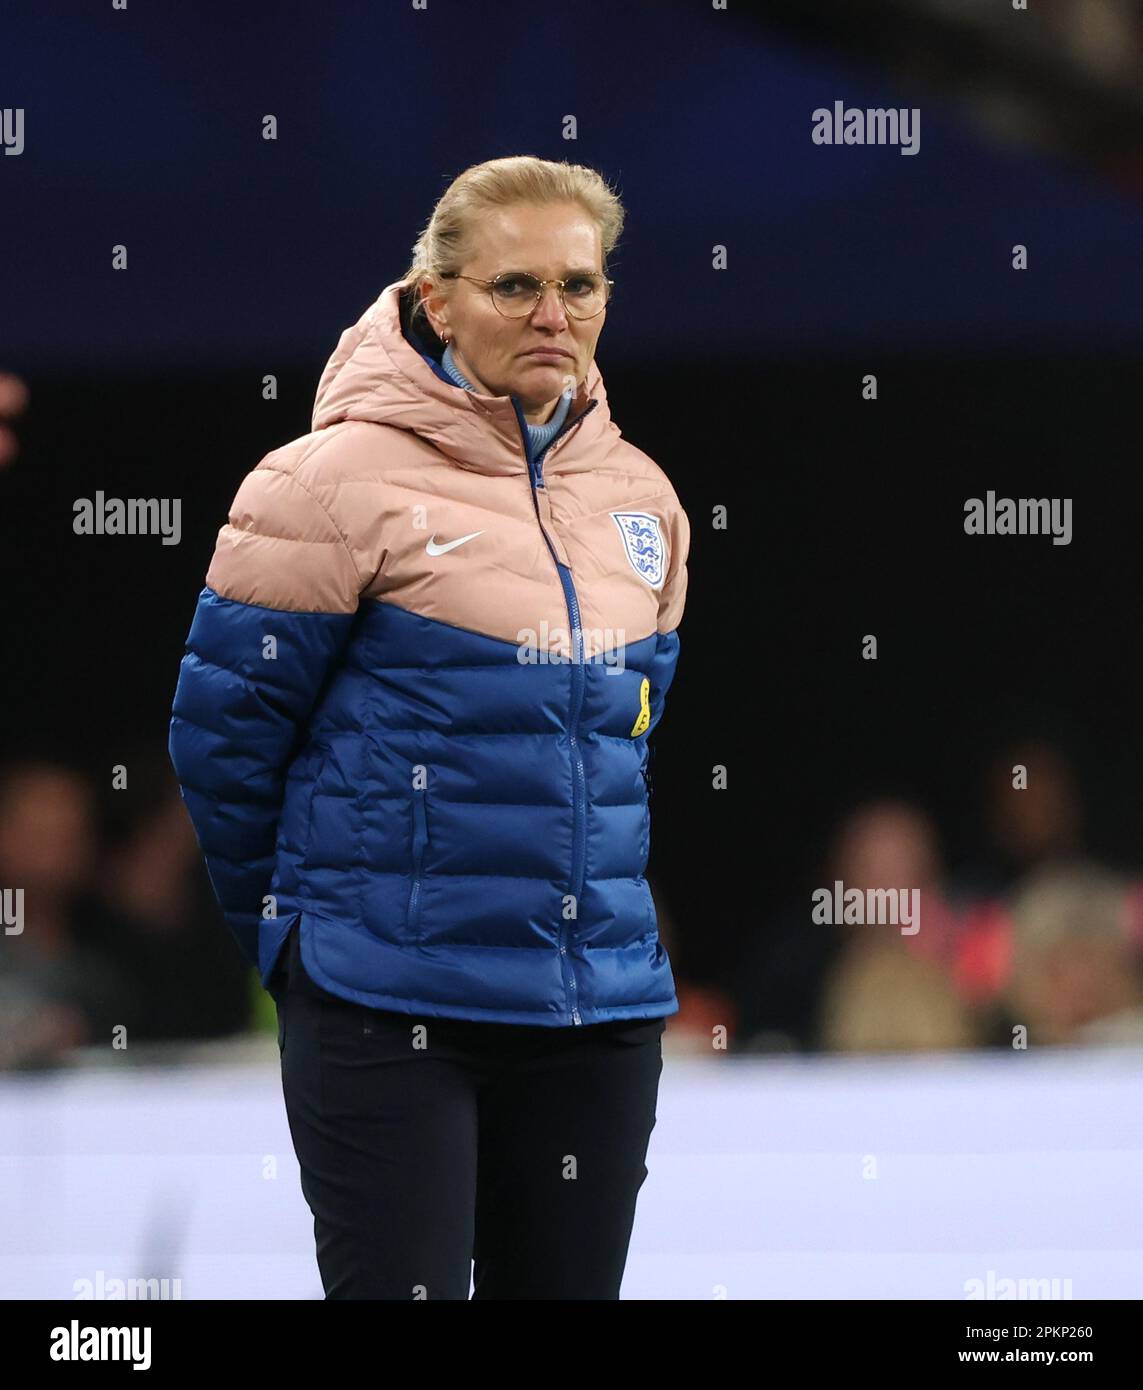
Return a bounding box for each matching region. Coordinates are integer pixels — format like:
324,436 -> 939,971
311,280 -> 616,477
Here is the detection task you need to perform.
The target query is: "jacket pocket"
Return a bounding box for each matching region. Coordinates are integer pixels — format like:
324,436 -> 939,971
295,746 -> 324,870
406,784 -> 428,935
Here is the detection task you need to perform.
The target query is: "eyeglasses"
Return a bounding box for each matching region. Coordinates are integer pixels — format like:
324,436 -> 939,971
441,270 -> 614,320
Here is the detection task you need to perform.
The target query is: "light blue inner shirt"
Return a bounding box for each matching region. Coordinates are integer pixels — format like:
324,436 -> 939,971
439,341 -> 573,459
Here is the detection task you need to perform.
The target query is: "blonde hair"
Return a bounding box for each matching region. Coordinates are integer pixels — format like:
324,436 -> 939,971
398,155 -> 625,335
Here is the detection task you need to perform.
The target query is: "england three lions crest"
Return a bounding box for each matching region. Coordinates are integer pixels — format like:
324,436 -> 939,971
611,511 -> 667,589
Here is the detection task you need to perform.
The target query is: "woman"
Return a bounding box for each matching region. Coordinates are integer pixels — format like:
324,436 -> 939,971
168,155 -> 690,1299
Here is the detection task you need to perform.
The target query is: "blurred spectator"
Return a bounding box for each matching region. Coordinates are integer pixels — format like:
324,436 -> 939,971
0,372 -> 29,469
937,739 -> 1103,1030
948,737 -> 1085,906
0,760 -> 130,1068
981,739 -> 1084,889
734,797 -> 1010,1054
813,800 -> 985,1051
999,860 -> 1143,1046
81,749 -> 252,1042
819,940 -> 980,1053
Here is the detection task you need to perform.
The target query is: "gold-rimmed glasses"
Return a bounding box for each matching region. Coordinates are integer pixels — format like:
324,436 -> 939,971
440,270 -> 613,319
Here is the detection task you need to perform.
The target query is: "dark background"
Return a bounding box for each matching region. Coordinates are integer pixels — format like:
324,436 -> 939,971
3,0 -> 1142,998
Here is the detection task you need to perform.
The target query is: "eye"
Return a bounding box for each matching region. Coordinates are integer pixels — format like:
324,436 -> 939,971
494,275 -> 535,297
565,276 -> 594,295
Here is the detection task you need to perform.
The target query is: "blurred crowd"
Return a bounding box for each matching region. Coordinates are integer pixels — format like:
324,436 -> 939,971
673,737 -> 1143,1056
2,736 -> 1141,1069
0,754 -> 252,1069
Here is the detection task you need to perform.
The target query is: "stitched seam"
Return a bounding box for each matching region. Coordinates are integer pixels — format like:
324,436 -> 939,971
254,452 -> 366,583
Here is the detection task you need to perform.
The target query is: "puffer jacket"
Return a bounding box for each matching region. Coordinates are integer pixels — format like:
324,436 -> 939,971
168,279 -> 690,1026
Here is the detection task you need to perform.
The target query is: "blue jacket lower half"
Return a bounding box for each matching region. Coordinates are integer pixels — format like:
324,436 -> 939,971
169,589 -> 682,1026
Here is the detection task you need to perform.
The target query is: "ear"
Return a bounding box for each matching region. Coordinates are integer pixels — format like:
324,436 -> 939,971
418,277 -> 450,341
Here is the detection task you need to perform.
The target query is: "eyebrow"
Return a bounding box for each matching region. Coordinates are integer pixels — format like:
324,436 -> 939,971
494,266 -> 600,277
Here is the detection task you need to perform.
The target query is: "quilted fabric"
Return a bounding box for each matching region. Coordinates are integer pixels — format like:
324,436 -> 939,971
168,280 -> 690,1026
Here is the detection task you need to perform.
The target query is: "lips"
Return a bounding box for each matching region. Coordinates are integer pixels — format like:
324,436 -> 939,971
523,348 -> 572,360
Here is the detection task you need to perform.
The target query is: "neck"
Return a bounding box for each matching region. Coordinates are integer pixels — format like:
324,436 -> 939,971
522,398 -> 560,425
441,341 -> 574,434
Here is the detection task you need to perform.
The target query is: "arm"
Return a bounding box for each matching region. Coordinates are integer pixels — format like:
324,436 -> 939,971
168,458 -> 367,969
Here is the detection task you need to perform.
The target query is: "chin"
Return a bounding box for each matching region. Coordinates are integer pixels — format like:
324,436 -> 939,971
513,365 -> 568,390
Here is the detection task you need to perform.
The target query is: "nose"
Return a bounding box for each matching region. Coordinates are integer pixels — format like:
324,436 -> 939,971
531,282 -> 568,329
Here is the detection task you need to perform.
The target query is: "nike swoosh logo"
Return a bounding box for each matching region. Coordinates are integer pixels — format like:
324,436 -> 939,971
425,530 -> 484,556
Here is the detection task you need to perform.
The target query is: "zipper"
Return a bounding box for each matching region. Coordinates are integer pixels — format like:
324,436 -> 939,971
530,396 -> 597,490
640,755 -> 652,866
511,394 -> 599,1025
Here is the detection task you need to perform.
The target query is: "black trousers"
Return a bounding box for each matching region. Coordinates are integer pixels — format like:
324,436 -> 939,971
270,923 -> 665,1299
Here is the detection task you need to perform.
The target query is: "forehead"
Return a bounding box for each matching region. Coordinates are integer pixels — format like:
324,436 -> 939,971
469,201 -> 601,271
